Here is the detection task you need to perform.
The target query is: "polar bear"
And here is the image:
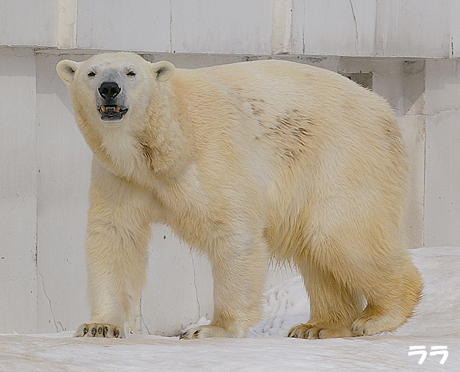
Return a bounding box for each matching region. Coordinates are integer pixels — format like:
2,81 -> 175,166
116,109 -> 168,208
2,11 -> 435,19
57,52 -> 422,340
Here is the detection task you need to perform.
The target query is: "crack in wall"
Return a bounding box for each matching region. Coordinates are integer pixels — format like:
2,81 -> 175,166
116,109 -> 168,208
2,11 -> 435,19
426,107 -> 460,118
141,314 -> 152,335
39,272 -> 64,332
302,0 -> 306,54
189,252 -> 201,317
348,0 -> 359,50
140,298 -> 152,335
169,0 -> 173,53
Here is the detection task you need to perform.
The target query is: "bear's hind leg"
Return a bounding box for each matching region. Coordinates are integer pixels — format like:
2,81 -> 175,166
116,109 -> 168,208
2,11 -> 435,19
351,252 -> 422,336
288,259 -> 364,339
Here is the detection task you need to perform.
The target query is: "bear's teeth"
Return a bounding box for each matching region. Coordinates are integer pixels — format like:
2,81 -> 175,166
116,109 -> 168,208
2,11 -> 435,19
101,105 -> 106,112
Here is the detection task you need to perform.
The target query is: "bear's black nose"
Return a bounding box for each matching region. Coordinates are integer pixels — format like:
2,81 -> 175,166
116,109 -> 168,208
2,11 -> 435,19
99,81 -> 121,100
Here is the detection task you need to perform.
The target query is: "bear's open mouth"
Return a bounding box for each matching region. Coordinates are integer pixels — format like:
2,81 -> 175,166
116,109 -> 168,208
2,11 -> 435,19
98,105 -> 128,121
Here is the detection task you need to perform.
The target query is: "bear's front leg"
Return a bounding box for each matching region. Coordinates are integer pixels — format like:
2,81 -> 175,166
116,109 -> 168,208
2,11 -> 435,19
74,159 -> 154,338
180,230 -> 268,339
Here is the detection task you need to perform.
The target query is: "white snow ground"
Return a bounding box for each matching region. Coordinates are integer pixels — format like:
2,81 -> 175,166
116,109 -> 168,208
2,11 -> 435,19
0,247 -> 458,372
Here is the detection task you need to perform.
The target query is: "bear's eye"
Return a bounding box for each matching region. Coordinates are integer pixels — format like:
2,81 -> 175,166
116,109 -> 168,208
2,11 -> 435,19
88,71 -> 96,77
127,71 -> 136,76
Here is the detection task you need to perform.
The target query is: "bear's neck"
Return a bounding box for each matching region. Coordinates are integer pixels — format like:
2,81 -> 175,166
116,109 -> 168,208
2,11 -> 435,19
77,97 -> 193,186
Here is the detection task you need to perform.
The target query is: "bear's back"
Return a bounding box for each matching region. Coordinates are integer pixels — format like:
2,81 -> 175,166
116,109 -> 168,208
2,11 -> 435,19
175,60 -> 393,133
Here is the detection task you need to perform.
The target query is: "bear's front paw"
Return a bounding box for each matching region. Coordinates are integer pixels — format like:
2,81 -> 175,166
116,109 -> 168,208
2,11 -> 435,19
74,323 -> 125,338
179,325 -> 233,339
287,323 -> 352,339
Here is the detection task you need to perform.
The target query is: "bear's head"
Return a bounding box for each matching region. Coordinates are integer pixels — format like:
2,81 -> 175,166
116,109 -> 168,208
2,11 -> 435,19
57,52 -> 176,125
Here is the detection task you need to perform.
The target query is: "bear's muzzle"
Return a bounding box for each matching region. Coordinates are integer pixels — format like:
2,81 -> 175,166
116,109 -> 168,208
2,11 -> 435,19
97,81 -> 128,121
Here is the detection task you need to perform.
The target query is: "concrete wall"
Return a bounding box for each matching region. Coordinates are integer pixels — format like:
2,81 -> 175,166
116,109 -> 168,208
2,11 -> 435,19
0,1 -> 58,47
3,0 -> 457,57
425,59 -> 460,246
1,0 -> 460,335
291,0 -> 453,58
0,48 -> 38,333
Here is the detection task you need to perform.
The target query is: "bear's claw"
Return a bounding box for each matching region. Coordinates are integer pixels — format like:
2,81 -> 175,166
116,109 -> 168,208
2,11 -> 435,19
74,323 -> 125,338
287,323 -> 353,339
179,325 -> 233,339
179,329 -> 201,339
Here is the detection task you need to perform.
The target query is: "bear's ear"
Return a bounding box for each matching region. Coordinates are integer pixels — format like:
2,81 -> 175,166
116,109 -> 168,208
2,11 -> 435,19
56,60 -> 80,85
151,61 -> 176,82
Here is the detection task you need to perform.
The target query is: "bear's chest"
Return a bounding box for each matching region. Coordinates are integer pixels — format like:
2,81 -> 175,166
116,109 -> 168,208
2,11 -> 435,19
99,130 -> 146,179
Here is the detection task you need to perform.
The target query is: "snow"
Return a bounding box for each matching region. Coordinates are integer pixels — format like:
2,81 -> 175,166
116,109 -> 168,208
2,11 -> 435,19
0,247 -> 458,371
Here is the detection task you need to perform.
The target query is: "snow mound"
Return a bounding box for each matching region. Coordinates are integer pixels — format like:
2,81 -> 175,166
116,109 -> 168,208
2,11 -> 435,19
0,247 -> 459,371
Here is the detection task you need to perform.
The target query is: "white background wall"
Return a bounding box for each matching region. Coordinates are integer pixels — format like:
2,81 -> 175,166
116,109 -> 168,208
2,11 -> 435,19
0,48 -> 38,333
425,59 -> 460,246
1,0 -> 460,335
291,0 -> 453,58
